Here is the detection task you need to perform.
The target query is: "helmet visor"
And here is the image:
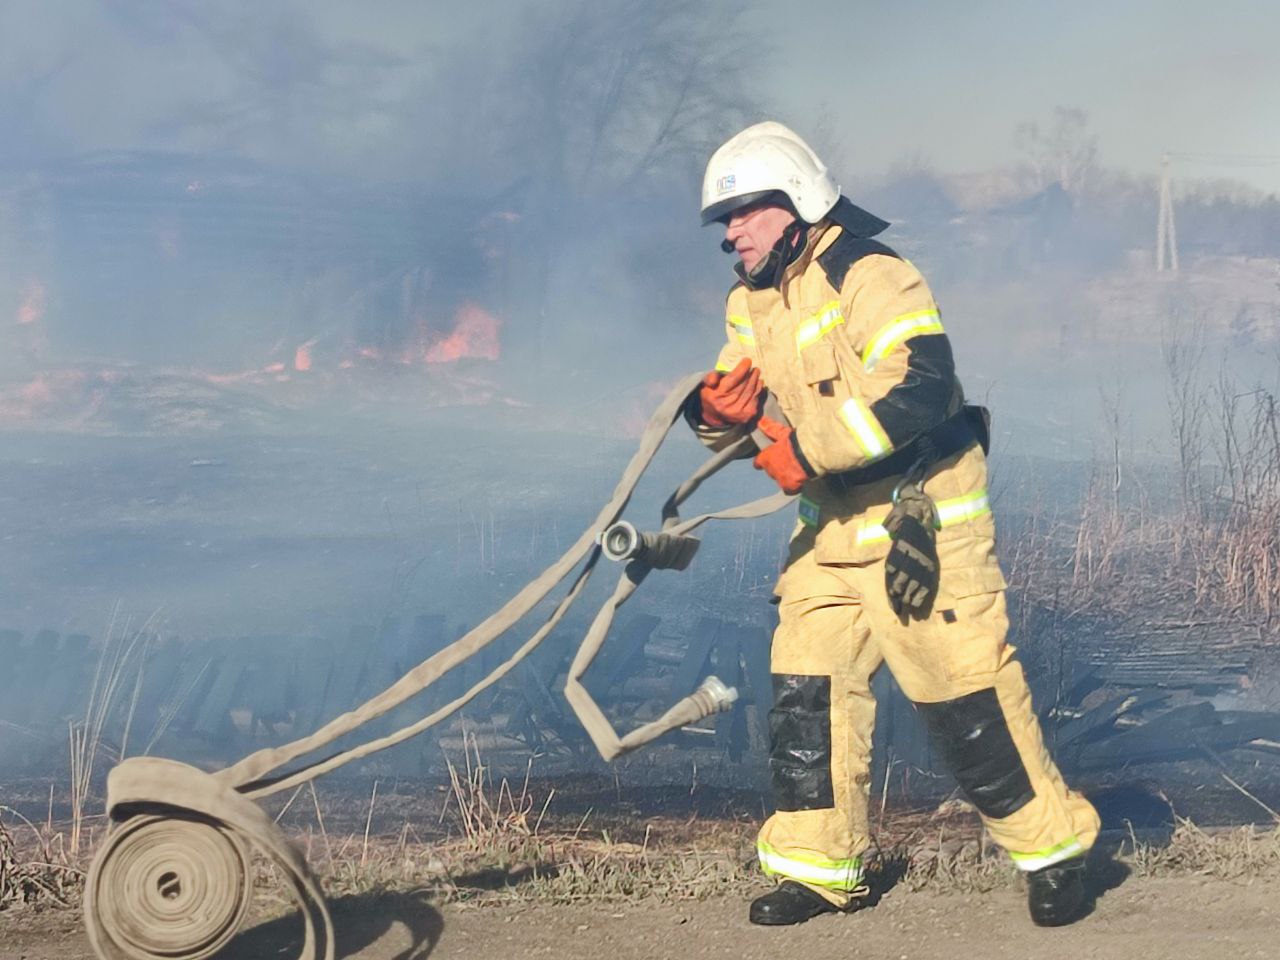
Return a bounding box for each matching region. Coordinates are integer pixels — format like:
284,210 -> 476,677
700,190 -> 778,226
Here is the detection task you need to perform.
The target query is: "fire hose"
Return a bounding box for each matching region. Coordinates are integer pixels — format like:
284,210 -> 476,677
83,372 -> 795,960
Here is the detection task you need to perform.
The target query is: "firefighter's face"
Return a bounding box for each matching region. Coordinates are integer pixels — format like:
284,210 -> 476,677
724,202 -> 797,273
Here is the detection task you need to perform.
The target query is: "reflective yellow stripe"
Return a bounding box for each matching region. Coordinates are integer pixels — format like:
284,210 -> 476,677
937,489 -> 991,524
795,300 -> 844,350
714,360 -> 734,373
728,314 -> 755,346
838,397 -> 892,461
798,496 -> 820,528
757,841 -> 863,891
861,309 -> 944,371
1008,836 -> 1085,872
855,488 -> 991,546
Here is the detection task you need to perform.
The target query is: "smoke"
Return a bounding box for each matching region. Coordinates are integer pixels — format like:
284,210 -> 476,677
2,3 -> 1280,783
0,0 -> 763,384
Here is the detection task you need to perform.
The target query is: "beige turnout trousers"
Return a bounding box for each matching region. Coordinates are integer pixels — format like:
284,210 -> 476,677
758,526 -> 1101,907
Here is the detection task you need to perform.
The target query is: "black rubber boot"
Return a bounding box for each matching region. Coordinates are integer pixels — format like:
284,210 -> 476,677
1027,856 -> 1086,927
748,880 -> 839,925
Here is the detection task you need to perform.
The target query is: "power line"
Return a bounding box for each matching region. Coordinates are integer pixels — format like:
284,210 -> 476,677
1155,150 -> 1280,273
1165,151 -> 1280,168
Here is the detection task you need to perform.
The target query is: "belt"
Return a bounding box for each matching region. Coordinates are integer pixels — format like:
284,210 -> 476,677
827,404 -> 989,490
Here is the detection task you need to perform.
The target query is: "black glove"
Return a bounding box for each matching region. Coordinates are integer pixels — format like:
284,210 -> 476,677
883,484 -> 940,619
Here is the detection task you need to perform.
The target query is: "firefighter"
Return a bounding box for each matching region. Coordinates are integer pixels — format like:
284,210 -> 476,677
687,122 -> 1100,927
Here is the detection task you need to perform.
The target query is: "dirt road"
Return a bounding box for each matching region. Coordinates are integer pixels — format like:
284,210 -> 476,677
2,874 -> 1275,960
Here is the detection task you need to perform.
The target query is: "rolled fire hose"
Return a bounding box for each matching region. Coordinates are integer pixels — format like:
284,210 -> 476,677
83,373 -> 794,960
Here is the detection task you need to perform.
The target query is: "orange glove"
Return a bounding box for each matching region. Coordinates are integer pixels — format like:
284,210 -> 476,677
698,358 -> 762,428
752,416 -> 814,494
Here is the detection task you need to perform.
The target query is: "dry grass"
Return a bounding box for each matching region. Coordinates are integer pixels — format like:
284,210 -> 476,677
69,609 -> 162,855
0,810 -> 83,909
7,773 -> 1280,920
7,736 -> 1280,917
307,737 -> 757,906
284,743 -> 1280,906
304,812 -> 1280,907
992,319 -> 1280,637
1122,817 -> 1280,881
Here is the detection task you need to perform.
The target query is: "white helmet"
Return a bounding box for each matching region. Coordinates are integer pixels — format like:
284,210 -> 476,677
700,121 -> 840,225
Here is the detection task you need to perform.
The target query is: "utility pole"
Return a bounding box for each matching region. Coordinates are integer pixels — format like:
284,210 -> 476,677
1156,153 -> 1179,273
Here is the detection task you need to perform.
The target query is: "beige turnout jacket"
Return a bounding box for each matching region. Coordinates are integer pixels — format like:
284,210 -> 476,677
692,214 -> 1004,599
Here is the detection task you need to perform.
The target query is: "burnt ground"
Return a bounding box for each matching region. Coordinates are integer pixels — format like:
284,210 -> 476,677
2,874 -> 1277,960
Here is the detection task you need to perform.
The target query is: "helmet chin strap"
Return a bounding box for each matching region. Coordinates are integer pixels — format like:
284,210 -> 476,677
732,220 -> 807,290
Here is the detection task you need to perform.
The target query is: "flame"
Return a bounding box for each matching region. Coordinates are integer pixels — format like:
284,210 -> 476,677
20,374 -> 55,406
0,369 -> 90,422
294,339 -> 316,372
17,281 -> 45,326
424,302 -> 501,363
205,361 -> 285,385
185,301 -> 503,393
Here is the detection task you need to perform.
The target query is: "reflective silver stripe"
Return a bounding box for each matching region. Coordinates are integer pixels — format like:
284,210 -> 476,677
798,496 -> 820,528
758,841 -> 863,891
838,397 -> 892,460
855,489 -> 991,546
795,300 -> 844,350
1009,837 -> 1085,872
862,309 -> 944,371
728,315 -> 755,346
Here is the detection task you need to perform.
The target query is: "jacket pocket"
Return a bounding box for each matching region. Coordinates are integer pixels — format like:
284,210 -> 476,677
815,524 -> 892,565
800,341 -> 839,386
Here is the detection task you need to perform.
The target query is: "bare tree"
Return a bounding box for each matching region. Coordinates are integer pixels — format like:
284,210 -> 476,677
497,0 -> 759,205
473,0 -> 764,359
1015,106 -> 1099,195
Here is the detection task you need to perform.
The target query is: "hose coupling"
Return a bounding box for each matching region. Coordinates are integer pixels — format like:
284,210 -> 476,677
693,675 -> 739,716
599,521 -> 700,570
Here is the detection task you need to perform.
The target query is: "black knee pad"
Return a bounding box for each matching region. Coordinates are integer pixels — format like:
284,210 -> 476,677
916,688 -> 1035,819
769,673 -> 835,811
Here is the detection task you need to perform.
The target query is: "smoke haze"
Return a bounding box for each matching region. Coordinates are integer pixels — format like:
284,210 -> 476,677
1,1 -> 1278,778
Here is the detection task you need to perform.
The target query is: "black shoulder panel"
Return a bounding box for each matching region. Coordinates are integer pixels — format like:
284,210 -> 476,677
816,232 -> 900,292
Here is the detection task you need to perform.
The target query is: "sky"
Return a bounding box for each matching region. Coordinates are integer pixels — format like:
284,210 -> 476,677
2,0 -> 1279,194
785,0 -> 1280,193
